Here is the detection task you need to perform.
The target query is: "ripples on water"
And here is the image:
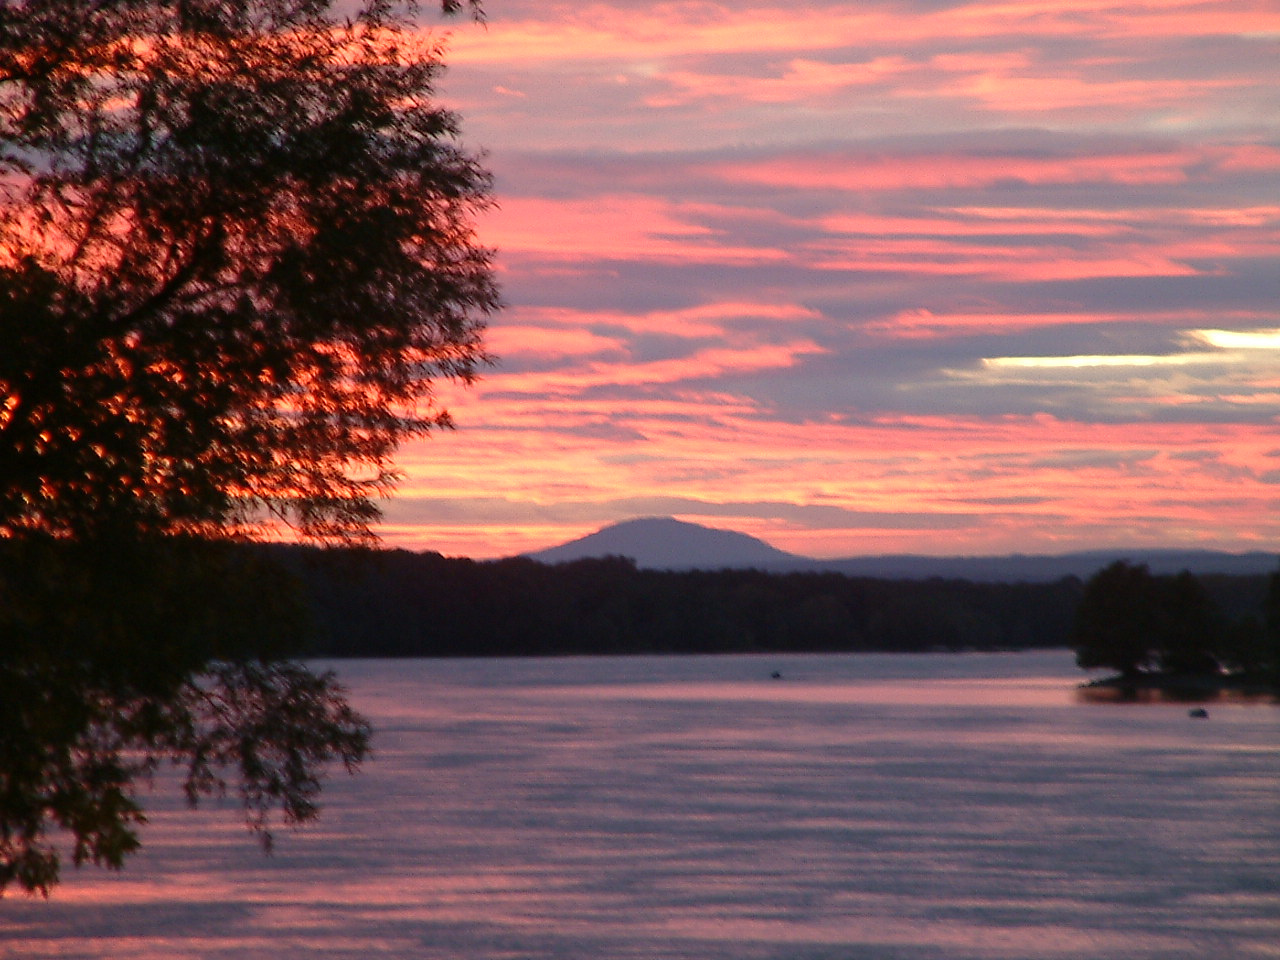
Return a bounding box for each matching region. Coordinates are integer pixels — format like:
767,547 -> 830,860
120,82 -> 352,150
7,651 -> 1279,959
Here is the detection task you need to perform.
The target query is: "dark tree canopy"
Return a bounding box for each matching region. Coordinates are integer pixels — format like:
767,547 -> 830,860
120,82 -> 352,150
0,536 -> 371,896
1072,561 -> 1162,680
1157,570 -> 1222,676
0,0 -> 497,543
1070,560 -> 1262,684
0,0 -> 491,896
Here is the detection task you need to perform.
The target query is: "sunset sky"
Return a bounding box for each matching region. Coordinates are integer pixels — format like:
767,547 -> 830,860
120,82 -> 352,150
380,0 -> 1279,559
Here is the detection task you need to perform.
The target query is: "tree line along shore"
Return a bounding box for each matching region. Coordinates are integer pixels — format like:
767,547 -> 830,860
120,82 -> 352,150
267,546 -> 1279,685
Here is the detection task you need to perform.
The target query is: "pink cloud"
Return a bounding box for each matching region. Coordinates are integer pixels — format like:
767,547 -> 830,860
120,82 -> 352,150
480,195 -> 791,265
646,56 -> 915,107
945,70 -> 1241,116
474,339 -> 824,396
486,324 -> 626,360
441,1 -> 1280,66
818,210 -> 1121,238
496,302 -> 822,339
803,236 -> 1205,281
386,408 -> 1280,557
714,148 -> 1207,191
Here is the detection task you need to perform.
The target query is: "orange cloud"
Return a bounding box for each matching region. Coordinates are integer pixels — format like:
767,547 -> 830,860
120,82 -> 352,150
385,407 -> 1280,557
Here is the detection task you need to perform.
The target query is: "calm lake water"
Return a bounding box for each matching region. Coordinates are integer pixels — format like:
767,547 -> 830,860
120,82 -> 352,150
6,651 -> 1279,959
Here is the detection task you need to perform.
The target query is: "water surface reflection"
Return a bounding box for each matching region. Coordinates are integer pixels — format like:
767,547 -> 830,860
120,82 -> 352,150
7,651 -> 1278,959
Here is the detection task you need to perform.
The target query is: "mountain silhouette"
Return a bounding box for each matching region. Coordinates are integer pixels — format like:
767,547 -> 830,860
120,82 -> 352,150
524,517 -> 1277,581
524,516 -> 797,569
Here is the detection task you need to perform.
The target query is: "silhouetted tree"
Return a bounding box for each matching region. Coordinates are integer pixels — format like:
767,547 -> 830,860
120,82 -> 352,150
1072,561 -> 1162,680
1157,570 -> 1222,675
1218,614 -> 1269,678
1260,565 -> 1280,680
1,0 -> 494,542
0,537 -> 372,896
1072,562 -> 1240,683
0,0 -> 490,895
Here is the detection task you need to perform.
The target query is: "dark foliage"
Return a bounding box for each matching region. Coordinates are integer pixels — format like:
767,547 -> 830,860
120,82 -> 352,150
0,0 -> 497,543
0,0 -> 488,896
1071,560 -> 1280,684
279,547 -> 1272,673
0,536 -> 371,896
1071,561 -> 1164,679
266,548 -> 1089,658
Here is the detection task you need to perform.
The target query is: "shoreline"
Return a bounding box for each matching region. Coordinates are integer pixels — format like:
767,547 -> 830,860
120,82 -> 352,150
1080,671 -> 1279,703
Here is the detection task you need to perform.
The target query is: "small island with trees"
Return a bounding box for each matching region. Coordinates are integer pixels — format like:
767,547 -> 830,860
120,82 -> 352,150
1072,560 -> 1280,700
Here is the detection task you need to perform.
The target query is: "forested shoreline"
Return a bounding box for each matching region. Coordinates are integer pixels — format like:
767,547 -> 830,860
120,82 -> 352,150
266,545 -> 1273,661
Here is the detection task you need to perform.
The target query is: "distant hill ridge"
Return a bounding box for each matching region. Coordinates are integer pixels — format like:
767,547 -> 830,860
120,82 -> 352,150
522,517 -> 1278,582
525,516 -> 796,569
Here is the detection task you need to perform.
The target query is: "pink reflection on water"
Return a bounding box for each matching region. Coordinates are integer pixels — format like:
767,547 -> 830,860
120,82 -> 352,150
655,914 -> 1183,956
557,676 -> 1081,708
7,653 -> 1278,960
